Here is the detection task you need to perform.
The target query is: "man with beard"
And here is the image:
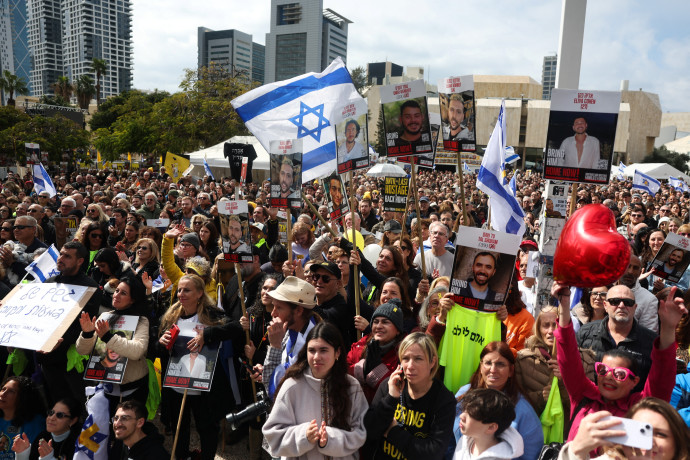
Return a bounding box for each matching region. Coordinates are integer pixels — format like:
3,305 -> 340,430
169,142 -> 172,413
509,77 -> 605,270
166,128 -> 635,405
394,100 -> 426,146
617,253 -> 659,333
655,248 -> 686,278
337,119 -> 367,163
458,251 -> 499,302
111,401 -> 168,459
224,215 -> 251,255
555,116 -> 602,169
278,157 -> 295,199
444,94 -> 473,141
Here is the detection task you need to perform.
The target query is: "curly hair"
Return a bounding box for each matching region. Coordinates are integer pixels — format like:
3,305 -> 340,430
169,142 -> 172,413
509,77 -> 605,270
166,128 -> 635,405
0,376 -> 45,426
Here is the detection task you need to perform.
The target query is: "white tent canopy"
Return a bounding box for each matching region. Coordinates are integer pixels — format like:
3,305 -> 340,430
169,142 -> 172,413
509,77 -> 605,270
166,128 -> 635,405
616,162 -> 690,183
187,136 -> 270,179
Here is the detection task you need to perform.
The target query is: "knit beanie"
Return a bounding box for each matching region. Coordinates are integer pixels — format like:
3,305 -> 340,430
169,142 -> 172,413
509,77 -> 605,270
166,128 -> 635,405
180,232 -> 200,250
371,298 -> 404,334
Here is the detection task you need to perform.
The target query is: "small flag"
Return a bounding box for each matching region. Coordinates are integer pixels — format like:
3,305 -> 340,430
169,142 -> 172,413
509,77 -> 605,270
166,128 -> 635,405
463,162 -> 471,173
32,163 -> 57,197
203,156 -> 215,180
74,384 -> 110,460
570,287 -> 582,310
505,148 -> 520,165
507,174 -> 517,196
632,170 -> 661,196
25,244 -> 60,282
669,176 -> 683,191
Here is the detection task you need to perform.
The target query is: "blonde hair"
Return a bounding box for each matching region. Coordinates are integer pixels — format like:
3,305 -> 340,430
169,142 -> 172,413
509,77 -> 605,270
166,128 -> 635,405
159,274 -> 222,333
398,332 -> 440,379
134,237 -> 160,265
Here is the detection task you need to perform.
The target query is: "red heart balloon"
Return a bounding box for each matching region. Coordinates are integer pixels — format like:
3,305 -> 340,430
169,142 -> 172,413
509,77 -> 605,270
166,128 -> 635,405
553,204 -> 631,288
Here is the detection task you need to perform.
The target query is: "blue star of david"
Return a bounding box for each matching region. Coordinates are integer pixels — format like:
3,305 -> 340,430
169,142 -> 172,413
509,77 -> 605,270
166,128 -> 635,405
289,102 -> 331,142
48,269 -> 60,277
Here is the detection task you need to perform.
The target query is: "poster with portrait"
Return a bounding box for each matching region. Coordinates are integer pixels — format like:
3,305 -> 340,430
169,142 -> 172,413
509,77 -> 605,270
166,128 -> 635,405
322,173 -> 349,220
380,79 -> 433,157
649,233 -> 690,284
25,143 -> 40,165
84,314 -> 138,383
397,112 -> 439,169
544,182 -> 569,219
450,227 -> 521,311
543,89 -> 620,184
335,99 -> 369,174
269,139 -> 302,211
54,217 -> 79,249
382,177 -> 410,213
439,76 -> 476,152
163,321 -> 219,392
218,200 -> 252,263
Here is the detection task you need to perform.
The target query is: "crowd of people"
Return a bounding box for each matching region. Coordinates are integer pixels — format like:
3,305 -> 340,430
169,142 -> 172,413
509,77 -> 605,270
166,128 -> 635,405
0,164 -> 688,460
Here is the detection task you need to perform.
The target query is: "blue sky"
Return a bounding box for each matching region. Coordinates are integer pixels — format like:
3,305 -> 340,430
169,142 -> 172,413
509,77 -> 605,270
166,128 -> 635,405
132,0 -> 689,112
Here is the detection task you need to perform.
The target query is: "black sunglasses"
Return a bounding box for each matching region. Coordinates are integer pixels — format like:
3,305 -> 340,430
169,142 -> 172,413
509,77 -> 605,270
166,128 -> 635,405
0,227 -> 10,231
136,246 -> 150,250
90,233 -> 103,239
13,225 -> 34,230
606,297 -> 635,307
311,273 -> 334,283
47,409 -> 72,419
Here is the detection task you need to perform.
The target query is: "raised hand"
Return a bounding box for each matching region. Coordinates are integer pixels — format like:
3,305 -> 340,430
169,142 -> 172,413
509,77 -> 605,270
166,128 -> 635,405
11,433 -> 30,453
79,312 -> 97,333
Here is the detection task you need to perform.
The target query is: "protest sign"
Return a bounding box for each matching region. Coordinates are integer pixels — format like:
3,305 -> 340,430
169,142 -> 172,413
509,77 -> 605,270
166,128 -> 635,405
54,217 -> 78,249
382,177 -> 410,213
163,321 -> 219,392
269,139 -> 302,211
543,89 -> 620,184
439,76 -> 476,152
398,111 -> 439,169
25,143 -> 40,165
650,232 -> 690,284
544,182 -> 568,218
322,173 -> 349,220
450,227 -> 521,311
84,314 -> 139,383
0,283 -> 96,352
218,200 -> 252,263
336,99 -> 369,174
146,218 -> 170,230
381,79 -> 433,157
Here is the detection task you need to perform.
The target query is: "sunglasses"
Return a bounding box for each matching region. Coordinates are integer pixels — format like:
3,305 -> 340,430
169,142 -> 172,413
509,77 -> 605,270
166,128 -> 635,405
13,225 -> 34,230
606,297 -> 635,307
90,233 -> 103,239
590,292 -> 607,298
137,246 -> 150,250
630,213 -> 643,218
311,273 -> 334,283
0,227 -> 11,231
595,362 -> 636,382
47,409 -> 72,419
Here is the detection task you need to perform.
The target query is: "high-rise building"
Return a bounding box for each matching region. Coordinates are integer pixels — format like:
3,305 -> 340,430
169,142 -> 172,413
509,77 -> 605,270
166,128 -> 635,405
367,61 -> 403,86
1,0 -> 32,99
25,0 -> 132,99
197,27 -> 265,84
264,0 -> 350,83
541,54 -> 557,100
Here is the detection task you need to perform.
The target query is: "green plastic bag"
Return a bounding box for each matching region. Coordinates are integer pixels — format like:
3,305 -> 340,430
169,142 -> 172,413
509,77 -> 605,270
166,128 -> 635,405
540,375 -> 565,443
145,359 -> 161,420
6,349 -> 28,376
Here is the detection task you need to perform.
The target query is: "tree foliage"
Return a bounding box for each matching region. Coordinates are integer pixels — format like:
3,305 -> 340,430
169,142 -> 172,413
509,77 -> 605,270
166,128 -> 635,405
373,109 -> 386,157
349,66 -> 367,95
75,75 -> 96,110
52,76 -> 73,101
642,146 -> 690,174
0,71 -> 29,107
91,58 -> 108,108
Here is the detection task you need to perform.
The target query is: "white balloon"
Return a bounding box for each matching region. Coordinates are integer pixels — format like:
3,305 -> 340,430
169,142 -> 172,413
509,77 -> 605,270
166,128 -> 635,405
362,244 -> 382,266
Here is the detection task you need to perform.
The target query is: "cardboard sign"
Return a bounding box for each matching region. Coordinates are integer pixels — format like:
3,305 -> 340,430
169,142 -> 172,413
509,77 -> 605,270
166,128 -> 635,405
146,218 -> 170,229
382,177 -> 410,213
543,89 -> 620,184
336,99 -> 370,174
269,139 -> 302,210
163,321 -> 219,392
438,76 -> 476,152
84,314 -> 139,383
0,283 -> 96,352
544,182 -> 568,219
218,200 -> 252,263
381,80 -> 433,157
450,227 -> 521,311
322,174 -> 349,220
650,233 -> 690,284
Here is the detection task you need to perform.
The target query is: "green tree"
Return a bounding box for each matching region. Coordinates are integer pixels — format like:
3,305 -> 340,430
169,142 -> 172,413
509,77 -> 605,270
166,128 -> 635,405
52,76 -> 73,101
0,70 -> 29,107
39,94 -> 71,107
75,74 -> 96,110
373,109 -> 386,157
0,106 -> 30,131
349,66 -> 367,95
641,146 -> 690,174
89,89 -> 169,131
0,114 -> 90,162
91,58 -> 108,108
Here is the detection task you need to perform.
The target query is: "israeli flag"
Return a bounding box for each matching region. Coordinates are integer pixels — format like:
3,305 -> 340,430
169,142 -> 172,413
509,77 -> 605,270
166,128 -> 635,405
231,57 -> 363,182
669,176 -> 683,191
505,147 -> 520,164
507,174 -> 517,196
570,287 -> 583,310
632,170 -> 661,196
477,100 -> 525,235
203,156 -> 215,180
32,163 -> 57,197
74,384 -> 110,460
619,161 -> 626,172
463,162 -> 471,173
25,244 -> 60,282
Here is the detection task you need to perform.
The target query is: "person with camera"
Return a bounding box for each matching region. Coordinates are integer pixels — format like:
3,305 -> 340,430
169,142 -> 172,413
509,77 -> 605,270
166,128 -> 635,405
263,322 -> 368,460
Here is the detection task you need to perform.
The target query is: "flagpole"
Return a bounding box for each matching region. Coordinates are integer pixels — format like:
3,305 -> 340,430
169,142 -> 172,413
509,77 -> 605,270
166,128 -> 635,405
455,153 -> 468,229
410,158 -> 426,278
171,389 -> 188,460
349,178 -> 361,340
304,196 -> 338,238
235,262 -> 260,419
569,183 -> 578,217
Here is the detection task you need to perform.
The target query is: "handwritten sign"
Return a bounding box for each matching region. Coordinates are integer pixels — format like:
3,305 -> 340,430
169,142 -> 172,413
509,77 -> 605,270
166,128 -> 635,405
146,218 -> 170,229
0,283 -> 96,352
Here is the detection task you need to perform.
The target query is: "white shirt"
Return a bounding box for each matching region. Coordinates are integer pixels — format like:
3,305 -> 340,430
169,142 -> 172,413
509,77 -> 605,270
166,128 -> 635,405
337,141 -> 367,163
556,134 -> 601,169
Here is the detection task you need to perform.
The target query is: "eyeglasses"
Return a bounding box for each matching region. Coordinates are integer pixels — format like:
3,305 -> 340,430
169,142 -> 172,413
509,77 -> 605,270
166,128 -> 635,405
13,225 -> 34,230
630,213 -> 643,218
590,292 -> 607,298
430,231 -> 448,237
137,246 -> 150,250
47,410 -> 72,419
89,233 -> 103,239
87,208 -> 98,213
660,209 -> 670,213
111,415 -> 134,423
311,273 -> 334,283
595,362 -> 636,382
481,360 -> 508,370
606,297 -> 635,307
179,242 -> 194,248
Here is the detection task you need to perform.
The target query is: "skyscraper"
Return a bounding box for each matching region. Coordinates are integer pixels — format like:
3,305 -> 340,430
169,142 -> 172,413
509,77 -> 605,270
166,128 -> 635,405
26,0 -> 62,97
197,27 -> 265,84
264,0 -> 350,83
1,0 -> 32,99
541,54 -> 557,100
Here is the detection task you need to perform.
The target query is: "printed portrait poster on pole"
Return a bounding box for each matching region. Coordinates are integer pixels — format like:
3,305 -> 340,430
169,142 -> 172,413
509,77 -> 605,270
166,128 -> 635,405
276,209 -> 288,244
218,200 -> 252,263
322,173 -> 349,220
381,79 -> 433,157
269,139 -> 302,211
84,314 -> 138,383
163,321 -> 219,392
382,177 -> 410,213
398,111 -> 439,169
0,283 -> 96,352
649,233 -> 690,284
335,99 -> 369,174
25,143 -> 40,165
439,76 -> 476,152
543,89 -> 620,184
544,182 -> 568,219
450,227 -> 521,311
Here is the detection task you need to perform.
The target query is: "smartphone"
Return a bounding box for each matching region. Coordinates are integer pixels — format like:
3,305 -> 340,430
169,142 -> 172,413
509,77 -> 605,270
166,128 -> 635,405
396,367 -> 406,390
601,416 -> 653,450
166,324 -> 180,350
109,217 -> 116,227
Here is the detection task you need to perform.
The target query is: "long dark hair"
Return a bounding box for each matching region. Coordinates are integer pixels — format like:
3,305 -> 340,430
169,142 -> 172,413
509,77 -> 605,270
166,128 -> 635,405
465,341 -> 522,405
378,246 -> 409,287
277,322 -> 352,431
84,222 -> 109,251
0,376 -> 45,426
505,275 -> 526,315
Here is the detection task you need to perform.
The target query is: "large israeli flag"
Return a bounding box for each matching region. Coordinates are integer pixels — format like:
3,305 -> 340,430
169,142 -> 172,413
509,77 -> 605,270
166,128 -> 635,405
231,58 -> 363,182
32,163 -> 57,197
632,170 -> 661,196
477,100 -> 525,235
25,244 -> 60,282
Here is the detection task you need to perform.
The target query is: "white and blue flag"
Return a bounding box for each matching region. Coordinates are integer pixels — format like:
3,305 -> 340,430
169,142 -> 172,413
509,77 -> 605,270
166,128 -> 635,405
32,163 -> 57,197
74,384 -> 110,460
632,170 -> 661,196
231,57 -> 362,182
463,162 -> 471,173
505,147 -> 520,164
669,176 -> 683,191
570,287 -> 583,311
25,244 -> 60,282
477,100 -> 525,235
203,156 -> 215,180
506,174 -> 517,196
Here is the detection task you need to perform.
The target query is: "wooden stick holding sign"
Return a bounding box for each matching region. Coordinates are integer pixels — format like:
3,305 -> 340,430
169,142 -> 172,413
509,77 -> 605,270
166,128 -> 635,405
349,178 -> 361,339
303,196 -> 338,238
410,159 -> 427,278
455,155 -> 468,228
286,208 -> 293,263
171,389 -> 188,460
400,181 -> 413,236
235,261 -> 259,417
569,183 -> 578,218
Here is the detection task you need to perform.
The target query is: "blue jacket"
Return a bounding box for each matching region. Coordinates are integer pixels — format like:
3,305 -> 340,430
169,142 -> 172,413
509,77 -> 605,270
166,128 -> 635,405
670,362 -> 690,428
445,384 -> 543,460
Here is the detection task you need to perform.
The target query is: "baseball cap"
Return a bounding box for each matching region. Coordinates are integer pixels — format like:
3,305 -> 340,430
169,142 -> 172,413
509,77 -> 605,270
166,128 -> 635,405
420,196 -> 430,202
311,261 -> 342,279
384,220 -> 402,234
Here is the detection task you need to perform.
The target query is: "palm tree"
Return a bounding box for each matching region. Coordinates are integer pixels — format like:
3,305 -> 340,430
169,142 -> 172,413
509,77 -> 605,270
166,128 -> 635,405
75,74 -> 96,110
0,70 -> 29,107
52,75 -> 73,101
91,58 -> 108,108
